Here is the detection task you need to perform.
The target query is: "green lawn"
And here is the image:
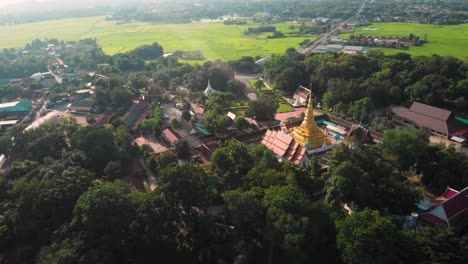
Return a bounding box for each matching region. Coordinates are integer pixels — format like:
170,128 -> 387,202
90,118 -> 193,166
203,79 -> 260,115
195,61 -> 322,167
340,23 -> 468,59
277,103 -> 294,113
0,17 -> 315,61
247,79 -> 258,89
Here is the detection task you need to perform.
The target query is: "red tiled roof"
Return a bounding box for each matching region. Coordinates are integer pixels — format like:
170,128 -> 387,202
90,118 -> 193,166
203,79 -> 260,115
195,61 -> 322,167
162,127 -> 182,143
295,86 -> 310,99
198,152 -> 211,165
435,187 -> 459,202
261,129 -> 307,165
420,186 -> 468,228
347,124 -> 373,143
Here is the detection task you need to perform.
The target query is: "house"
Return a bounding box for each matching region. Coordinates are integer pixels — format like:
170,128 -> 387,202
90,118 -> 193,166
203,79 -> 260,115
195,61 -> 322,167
190,103 -> 205,120
392,102 -> 467,138
162,127 -> 182,144
198,141 -> 220,165
342,45 -> 367,54
255,56 -> 272,66
121,101 -> 151,132
0,120 -> 19,130
0,100 -> 33,118
261,129 -> 310,168
72,89 -> 94,100
93,110 -> 113,126
67,99 -> 94,113
419,186 -> 468,230
172,119 -> 203,149
227,112 -> 237,120
313,44 -> 343,53
293,86 -> 310,107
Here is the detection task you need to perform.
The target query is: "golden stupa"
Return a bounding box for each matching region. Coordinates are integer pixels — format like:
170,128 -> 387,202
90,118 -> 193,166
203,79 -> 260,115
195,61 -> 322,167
290,93 -> 331,150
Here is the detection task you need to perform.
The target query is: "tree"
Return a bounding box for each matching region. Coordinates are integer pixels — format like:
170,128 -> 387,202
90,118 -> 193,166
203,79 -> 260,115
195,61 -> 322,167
226,79 -> 247,95
234,117 -> 249,129
182,111 -> 191,121
347,97 -> 374,123
51,181 -> 139,262
325,161 -> 366,207
110,87 -> 132,109
104,161 -> 123,181
156,152 -> 178,169
126,192 -> 190,263
208,62 -> 235,92
336,209 -> 398,264
411,228 -> 468,263
175,141 -> 191,161
70,126 -> 117,173
262,185 -> 338,263
419,145 -> 468,193
128,42 -> 163,60
382,128 -> 427,171
222,189 -> 264,259
158,164 -> 217,210
246,96 -> 278,120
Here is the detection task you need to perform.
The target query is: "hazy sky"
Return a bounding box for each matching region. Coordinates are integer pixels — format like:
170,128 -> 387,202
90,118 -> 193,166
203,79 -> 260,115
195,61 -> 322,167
0,0 -> 166,7
1,0 -> 51,7
0,0 -> 155,8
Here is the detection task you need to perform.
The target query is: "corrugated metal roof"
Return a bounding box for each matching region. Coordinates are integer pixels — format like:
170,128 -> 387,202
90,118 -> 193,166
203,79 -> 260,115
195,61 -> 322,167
0,100 -> 32,113
410,102 -> 452,121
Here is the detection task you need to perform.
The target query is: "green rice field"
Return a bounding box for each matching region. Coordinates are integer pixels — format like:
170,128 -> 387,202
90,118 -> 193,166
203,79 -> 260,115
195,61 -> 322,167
0,16 -> 314,61
341,23 -> 468,59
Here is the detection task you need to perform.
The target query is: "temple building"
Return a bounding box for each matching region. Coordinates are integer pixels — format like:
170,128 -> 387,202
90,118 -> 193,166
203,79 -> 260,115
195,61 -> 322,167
261,130 -> 310,168
290,94 -> 331,150
293,86 -> 310,107
261,92 -> 336,167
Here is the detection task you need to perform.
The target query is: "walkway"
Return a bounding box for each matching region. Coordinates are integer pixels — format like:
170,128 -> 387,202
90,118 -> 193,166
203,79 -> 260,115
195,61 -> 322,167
234,73 -> 260,101
138,157 -> 157,191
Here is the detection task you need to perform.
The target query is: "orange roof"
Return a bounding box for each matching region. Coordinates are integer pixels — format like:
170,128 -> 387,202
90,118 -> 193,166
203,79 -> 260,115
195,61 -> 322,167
261,129 -> 307,165
162,127 -> 182,143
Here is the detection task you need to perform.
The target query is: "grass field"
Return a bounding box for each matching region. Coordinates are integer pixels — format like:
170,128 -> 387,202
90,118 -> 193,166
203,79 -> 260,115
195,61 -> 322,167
0,16 -> 314,61
340,23 -> 468,59
277,103 -> 294,113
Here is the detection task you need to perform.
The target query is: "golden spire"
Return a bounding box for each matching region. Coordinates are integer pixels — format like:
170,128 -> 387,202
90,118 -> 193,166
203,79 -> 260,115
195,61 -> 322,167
302,94 -> 315,127
290,91 -> 331,149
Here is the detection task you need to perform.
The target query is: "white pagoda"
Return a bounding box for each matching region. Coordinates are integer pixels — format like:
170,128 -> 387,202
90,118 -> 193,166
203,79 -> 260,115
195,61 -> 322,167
204,80 -> 217,97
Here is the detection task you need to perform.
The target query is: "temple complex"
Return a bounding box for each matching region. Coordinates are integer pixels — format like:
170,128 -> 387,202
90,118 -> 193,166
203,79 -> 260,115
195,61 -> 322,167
290,94 -> 331,150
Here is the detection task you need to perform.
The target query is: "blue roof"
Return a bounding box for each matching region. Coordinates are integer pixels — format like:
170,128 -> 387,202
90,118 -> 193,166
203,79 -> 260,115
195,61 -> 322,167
455,116 -> 468,125
0,100 -> 33,113
0,78 -> 12,84
195,123 -> 210,136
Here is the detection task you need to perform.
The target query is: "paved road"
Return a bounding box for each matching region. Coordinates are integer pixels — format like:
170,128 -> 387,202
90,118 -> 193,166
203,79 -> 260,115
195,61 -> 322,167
235,73 -> 262,101
299,0 -> 366,54
47,60 -> 63,84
